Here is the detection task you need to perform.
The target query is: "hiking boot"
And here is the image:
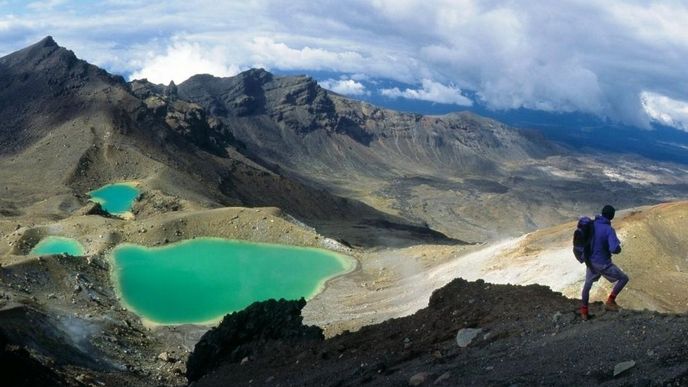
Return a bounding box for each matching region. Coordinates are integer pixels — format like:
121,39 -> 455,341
605,300 -> 621,311
580,306 -> 589,321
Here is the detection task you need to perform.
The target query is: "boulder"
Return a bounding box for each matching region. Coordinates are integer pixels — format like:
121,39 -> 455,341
157,352 -> 175,363
409,372 -> 430,386
456,328 -> 482,348
613,360 -> 636,377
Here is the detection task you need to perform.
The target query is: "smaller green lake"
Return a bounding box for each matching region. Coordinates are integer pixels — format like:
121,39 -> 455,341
112,238 -> 354,325
30,236 -> 85,256
88,183 -> 140,216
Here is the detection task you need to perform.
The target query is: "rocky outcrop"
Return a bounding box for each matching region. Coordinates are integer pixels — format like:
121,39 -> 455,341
77,201 -> 110,217
179,70 -> 370,141
179,70 -> 272,117
129,78 -> 232,156
186,298 -> 323,382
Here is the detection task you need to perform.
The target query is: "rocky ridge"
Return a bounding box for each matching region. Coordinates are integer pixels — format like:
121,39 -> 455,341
190,278 -> 688,386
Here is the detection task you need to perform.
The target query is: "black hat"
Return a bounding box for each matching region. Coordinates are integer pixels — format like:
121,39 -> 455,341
601,205 -> 615,220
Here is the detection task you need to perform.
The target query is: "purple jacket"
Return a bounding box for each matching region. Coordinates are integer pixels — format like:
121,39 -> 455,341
589,215 -> 622,266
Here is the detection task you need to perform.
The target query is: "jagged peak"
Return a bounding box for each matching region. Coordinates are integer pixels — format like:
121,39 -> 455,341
230,68 -> 274,85
179,69 -> 321,92
181,69 -> 272,85
0,35 -> 75,66
0,36 -> 126,91
37,35 -> 58,48
22,35 -> 65,55
179,69 -> 277,98
182,73 -> 220,84
165,80 -> 178,98
240,68 -> 270,77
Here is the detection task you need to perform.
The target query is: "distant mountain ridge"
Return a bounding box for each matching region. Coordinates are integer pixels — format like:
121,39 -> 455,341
174,69 -> 687,240
278,69 -> 688,166
178,70 -> 555,169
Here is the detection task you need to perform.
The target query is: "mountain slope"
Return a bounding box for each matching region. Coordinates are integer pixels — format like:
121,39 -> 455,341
178,70 -> 552,175
178,71 -> 688,241
481,200 -> 688,313
0,37 -> 451,248
293,201 -> 688,338
0,36 -> 124,151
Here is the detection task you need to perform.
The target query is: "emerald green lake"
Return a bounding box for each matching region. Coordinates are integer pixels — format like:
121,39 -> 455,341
111,238 -> 354,324
30,236 -> 85,256
88,183 -> 140,216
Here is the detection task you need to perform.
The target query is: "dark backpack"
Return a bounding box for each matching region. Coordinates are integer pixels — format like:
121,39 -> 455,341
572,216 -> 594,264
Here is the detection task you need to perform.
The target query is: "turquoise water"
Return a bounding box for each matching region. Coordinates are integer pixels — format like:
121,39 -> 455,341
111,238 -> 354,324
30,236 -> 85,256
88,183 -> 140,216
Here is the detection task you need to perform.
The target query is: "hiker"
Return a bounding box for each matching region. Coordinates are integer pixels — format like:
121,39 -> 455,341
580,205 -> 628,320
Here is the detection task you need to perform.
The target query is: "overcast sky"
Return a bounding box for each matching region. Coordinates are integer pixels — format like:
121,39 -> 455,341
2,0 -> 688,130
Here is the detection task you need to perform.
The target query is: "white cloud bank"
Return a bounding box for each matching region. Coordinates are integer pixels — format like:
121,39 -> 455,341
130,41 -> 241,84
2,0 -> 688,128
319,79 -> 369,96
380,79 -> 472,106
641,92 -> 688,132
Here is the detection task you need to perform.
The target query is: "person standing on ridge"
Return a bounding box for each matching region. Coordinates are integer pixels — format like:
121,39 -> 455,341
580,205 -> 628,320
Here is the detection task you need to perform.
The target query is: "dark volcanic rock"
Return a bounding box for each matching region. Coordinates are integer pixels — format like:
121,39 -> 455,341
129,78 -> 232,155
179,70 -> 272,117
178,69 -> 370,142
0,305 -> 109,371
77,201 -> 110,217
0,36 -> 123,151
191,279 -> 688,387
0,329 -> 66,387
129,78 -> 167,99
0,304 -> 117,386
186,298 -> 324,382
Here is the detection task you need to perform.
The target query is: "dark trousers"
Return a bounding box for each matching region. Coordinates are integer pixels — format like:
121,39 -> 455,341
581,263 -> 629,306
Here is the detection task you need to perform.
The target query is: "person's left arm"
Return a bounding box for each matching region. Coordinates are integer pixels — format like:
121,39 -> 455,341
609,228 -> 621,254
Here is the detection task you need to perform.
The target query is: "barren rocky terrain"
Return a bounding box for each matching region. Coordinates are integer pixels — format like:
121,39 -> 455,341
190,279 -> 688,386
1,37 -> 687,386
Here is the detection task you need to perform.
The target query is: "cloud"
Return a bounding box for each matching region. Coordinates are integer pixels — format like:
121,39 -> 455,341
27,0 -> 67,11
247,37 -> 365,71
1,1 -> 688,129
319,79 -> 369,96
641,92 -> 688,131
129,41 -> 241,84
381,79 -> 472,106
